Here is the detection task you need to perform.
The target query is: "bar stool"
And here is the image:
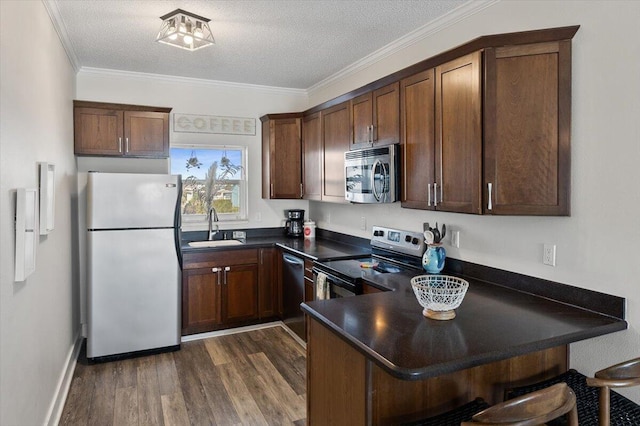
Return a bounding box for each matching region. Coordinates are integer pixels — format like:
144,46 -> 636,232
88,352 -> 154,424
586,357 -> 640,426
461,383 -> 578,426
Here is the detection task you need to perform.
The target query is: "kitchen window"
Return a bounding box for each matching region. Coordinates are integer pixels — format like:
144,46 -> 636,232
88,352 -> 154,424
170,146 -> 248,225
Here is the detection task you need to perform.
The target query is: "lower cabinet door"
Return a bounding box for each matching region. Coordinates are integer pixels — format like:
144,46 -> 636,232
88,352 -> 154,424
221,264 -> 259,324
182,267 -> 220,334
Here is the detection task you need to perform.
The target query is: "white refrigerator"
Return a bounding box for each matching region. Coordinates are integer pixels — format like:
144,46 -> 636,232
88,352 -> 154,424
87,172 -> 182,359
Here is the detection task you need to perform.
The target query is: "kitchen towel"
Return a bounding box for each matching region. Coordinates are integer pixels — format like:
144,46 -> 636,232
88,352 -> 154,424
315,272 -> 329,300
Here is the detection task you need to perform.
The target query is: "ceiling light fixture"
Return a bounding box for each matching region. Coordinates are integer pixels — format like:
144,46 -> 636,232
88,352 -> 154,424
156,9 -> 214,52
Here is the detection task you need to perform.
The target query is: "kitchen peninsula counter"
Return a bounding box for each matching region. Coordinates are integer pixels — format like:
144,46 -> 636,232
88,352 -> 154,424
301,268 -> 627,424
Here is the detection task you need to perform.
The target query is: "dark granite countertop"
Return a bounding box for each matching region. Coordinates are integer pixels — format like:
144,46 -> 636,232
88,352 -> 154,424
181,228 -> 370,261
301,270 -> 627,381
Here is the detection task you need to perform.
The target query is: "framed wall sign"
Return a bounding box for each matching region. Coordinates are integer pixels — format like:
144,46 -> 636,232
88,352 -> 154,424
39,162 -> 55,234
173,113 -> 256,136
15,188 -> 38,281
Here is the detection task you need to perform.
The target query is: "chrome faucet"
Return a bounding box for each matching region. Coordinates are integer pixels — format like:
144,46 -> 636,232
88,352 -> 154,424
208,207 -> 219,240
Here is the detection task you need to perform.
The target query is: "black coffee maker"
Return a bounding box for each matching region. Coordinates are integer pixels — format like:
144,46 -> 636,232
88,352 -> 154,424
285,209 -> 305,237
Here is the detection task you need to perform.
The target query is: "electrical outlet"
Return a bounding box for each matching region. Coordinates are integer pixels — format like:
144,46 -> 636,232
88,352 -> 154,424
360,216 -> 366,230
255,212 -> 262,222
450,230 -> 460,248
543,244 -> 556,266
326,213 -> 331,224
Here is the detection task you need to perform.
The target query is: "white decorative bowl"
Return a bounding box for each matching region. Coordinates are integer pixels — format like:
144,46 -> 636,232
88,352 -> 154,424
410,275 -> 469,320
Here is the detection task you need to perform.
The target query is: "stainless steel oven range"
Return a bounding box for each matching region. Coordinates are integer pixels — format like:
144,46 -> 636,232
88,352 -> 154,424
312,226 -> 425,298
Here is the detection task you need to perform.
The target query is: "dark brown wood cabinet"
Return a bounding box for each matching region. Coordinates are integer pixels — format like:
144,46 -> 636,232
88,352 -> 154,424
302,112 -> 323,200
73,101 -> 170,158
220,263 -> 259,324
484,41 -> 571,215
435,51 -> 483,214
258,247 -> 279,318
321,101 -> 351,203
401,52 -> 482,215
400,68 -> 436,210
182,248 -> 262,335
350,82 -> 400,149
261,113 -> 303,199
182,267 -> 220,334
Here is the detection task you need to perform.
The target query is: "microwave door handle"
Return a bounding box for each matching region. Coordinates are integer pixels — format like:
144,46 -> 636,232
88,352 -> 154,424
371,160 -> 381,202
381,161 -> 389,199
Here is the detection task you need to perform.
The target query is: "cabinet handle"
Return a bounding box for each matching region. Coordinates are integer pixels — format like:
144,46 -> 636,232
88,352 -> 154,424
300,183 -> 303,198
433,183 -> 438,207
118,137 -> 122,153
270,183 -> 274,198
212,267 -> 220,285
371,124 -> 376,142
224,266 -> 231,285
125,137 -> 129,153
427,184 -> 432,206
487,182 -> 493,210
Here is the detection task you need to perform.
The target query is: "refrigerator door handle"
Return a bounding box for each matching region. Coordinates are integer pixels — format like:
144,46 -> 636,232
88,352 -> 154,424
173,178 -> 183,268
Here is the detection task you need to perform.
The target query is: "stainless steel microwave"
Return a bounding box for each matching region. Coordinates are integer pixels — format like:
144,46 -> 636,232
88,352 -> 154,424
345,144 -> 399,203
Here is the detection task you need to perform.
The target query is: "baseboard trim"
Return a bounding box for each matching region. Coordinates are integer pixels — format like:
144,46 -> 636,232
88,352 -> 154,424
45,330 -> 83,426
180,321 -> 284,342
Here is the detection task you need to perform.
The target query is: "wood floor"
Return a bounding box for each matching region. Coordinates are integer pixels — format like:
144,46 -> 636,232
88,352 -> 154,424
59,326 -> 307,425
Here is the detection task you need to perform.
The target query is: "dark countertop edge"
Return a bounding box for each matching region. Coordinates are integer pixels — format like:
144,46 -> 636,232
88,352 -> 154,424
301,303 -> 628,381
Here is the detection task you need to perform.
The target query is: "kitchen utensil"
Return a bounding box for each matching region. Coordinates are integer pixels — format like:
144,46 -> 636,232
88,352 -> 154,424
410,275 -> 469,320
424,230 -> 435,245
441,224 -> 447,240
432,226 -> 441,243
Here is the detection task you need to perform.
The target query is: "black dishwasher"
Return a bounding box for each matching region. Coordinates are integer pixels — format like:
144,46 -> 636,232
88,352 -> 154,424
282,253 -> 305,340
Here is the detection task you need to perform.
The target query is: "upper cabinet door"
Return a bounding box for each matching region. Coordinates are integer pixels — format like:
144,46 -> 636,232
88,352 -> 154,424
435,51 -> 483,214
322,102 -> 350,203
124,111 -> 169,157
372,82 -> 400,146
74,108 -> 124,156
302,112 -> 323,200
350,93 -> 373,149
484,41 -> 571,216
261,115 -> 303,199
400,69 -> 436,210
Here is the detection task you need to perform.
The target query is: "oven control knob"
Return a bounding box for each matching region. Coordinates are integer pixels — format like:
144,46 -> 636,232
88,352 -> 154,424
405,235 -> 412,242
412,237 -> 419,245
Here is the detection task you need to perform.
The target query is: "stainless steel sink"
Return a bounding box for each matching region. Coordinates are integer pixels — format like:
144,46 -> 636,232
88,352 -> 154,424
188,240 -> 244,248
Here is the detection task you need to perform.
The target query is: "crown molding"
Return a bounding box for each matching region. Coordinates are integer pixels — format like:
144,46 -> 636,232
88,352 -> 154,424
42,0 -> 80,72
77,67 -> 308,96
307,0 -> 500,97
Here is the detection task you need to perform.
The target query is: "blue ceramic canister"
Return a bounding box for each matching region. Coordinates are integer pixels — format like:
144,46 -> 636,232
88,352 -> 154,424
422,244 -> 446,274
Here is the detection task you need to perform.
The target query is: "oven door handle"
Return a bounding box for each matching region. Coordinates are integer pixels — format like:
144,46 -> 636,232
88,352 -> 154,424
371,159 -> 381,202
312,268 -> 355,291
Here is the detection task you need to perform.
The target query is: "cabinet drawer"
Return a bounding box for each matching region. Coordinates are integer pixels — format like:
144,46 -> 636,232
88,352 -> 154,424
183,248 -> 259,269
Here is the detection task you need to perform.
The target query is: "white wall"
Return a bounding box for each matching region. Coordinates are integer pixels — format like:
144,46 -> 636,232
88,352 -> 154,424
309,0 -> 640,402
0,1 -> 79,424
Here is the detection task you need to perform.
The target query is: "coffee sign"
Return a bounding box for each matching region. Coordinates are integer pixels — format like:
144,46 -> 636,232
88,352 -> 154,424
173,113 -> 256,135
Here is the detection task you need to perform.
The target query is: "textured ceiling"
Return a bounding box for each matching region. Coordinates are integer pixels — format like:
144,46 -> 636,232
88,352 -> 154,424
53,0 -> 468,89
